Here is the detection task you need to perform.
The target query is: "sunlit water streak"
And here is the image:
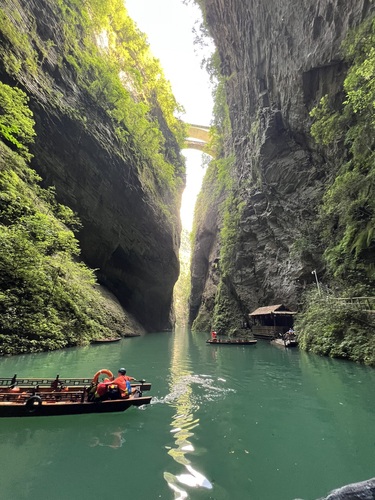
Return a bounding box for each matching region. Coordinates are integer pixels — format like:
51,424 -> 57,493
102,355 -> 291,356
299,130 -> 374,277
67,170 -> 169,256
158,329 -> 220,498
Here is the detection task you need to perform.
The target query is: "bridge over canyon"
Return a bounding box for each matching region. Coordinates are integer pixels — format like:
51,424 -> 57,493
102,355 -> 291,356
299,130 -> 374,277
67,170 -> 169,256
184,124 -> 212,154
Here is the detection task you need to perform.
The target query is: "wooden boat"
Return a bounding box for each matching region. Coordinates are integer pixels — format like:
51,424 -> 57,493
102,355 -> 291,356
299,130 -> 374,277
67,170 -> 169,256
0,372 -> 152,417
91,337 -> 121,344
271,338 -> 298,348
0,390 -> 151,418
206,338 -> 257,345
91,334 -> 141,343
0,375 -> 151,393
271,335 -> 298,348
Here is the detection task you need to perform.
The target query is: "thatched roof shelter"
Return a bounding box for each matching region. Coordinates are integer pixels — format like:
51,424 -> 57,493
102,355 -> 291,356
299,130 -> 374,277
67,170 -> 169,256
249,304 -> 296,338
249,304 -> 296,317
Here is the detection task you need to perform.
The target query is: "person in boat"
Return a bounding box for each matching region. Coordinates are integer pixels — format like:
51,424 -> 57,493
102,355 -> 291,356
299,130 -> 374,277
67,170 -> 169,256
51,375 -> 65,391
211,331 -> 217,342
96,368 -> 136,400
286,328 -> 296,340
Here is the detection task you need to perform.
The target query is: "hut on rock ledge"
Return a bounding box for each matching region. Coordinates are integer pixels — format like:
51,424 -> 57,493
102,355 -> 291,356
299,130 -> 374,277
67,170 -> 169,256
249,304 -> 295,340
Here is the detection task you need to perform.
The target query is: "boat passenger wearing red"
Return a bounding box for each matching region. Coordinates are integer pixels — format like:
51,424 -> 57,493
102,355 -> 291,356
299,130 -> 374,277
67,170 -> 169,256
97,368 -> 135,398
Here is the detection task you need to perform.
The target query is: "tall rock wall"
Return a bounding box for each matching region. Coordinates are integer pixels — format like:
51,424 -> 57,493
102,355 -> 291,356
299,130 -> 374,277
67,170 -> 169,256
0,0 -> 183,332
190,0 -> 375,329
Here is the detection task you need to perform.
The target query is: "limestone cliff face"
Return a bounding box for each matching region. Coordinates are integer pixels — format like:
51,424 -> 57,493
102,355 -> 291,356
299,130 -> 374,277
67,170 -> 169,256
0,0 -> 183,332
190,0 -> 375,329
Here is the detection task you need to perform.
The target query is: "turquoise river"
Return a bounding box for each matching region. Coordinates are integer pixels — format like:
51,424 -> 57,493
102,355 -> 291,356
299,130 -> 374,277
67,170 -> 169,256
0,327 -> 374,500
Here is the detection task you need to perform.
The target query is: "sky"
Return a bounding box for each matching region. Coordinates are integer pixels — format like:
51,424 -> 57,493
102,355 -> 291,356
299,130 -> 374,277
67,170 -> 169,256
125,0 -> 214,230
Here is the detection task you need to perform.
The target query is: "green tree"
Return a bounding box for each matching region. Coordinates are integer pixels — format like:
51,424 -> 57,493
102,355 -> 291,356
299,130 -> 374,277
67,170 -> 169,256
0,82 -> 35,159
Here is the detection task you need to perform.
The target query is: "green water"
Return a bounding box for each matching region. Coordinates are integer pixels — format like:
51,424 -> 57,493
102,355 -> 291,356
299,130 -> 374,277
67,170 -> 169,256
1,328 -> 374,500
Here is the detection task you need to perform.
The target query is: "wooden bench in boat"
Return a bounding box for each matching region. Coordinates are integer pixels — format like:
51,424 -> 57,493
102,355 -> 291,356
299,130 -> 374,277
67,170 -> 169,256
0,389 -> 145,404
0,390 -> 85,403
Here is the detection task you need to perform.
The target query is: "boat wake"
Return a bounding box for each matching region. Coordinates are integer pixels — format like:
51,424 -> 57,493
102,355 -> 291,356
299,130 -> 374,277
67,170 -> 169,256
151,374 -> 235,406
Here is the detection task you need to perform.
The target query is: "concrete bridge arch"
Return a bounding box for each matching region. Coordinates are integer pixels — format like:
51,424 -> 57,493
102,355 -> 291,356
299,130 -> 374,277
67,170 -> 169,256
184,124 -> 213,156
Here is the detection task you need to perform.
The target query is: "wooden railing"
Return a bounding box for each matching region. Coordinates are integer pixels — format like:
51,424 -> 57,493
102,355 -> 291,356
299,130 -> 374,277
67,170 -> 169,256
322,296 -> 375,312
0,376 -> 151,391
0,376 -> 92,388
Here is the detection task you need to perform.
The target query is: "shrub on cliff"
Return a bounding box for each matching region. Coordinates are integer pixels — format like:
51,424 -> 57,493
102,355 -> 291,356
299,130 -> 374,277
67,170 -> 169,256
0,83 -> 127,355
0,0 -> 186,208
296,290 -> 375,366
310,17 -> 375,281
303,17 -> 375,365
0,82 -> 35,160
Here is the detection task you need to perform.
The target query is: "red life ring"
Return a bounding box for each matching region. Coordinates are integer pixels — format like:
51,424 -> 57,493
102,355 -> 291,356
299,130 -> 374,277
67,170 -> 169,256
93,369 -> 113,384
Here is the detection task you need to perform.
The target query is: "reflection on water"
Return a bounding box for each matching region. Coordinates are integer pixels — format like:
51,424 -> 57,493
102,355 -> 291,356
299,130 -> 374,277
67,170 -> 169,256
160,327 -> 214,498
90,427 -> 126,449
1,329 -> 375,500
0,414 -> 142,498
